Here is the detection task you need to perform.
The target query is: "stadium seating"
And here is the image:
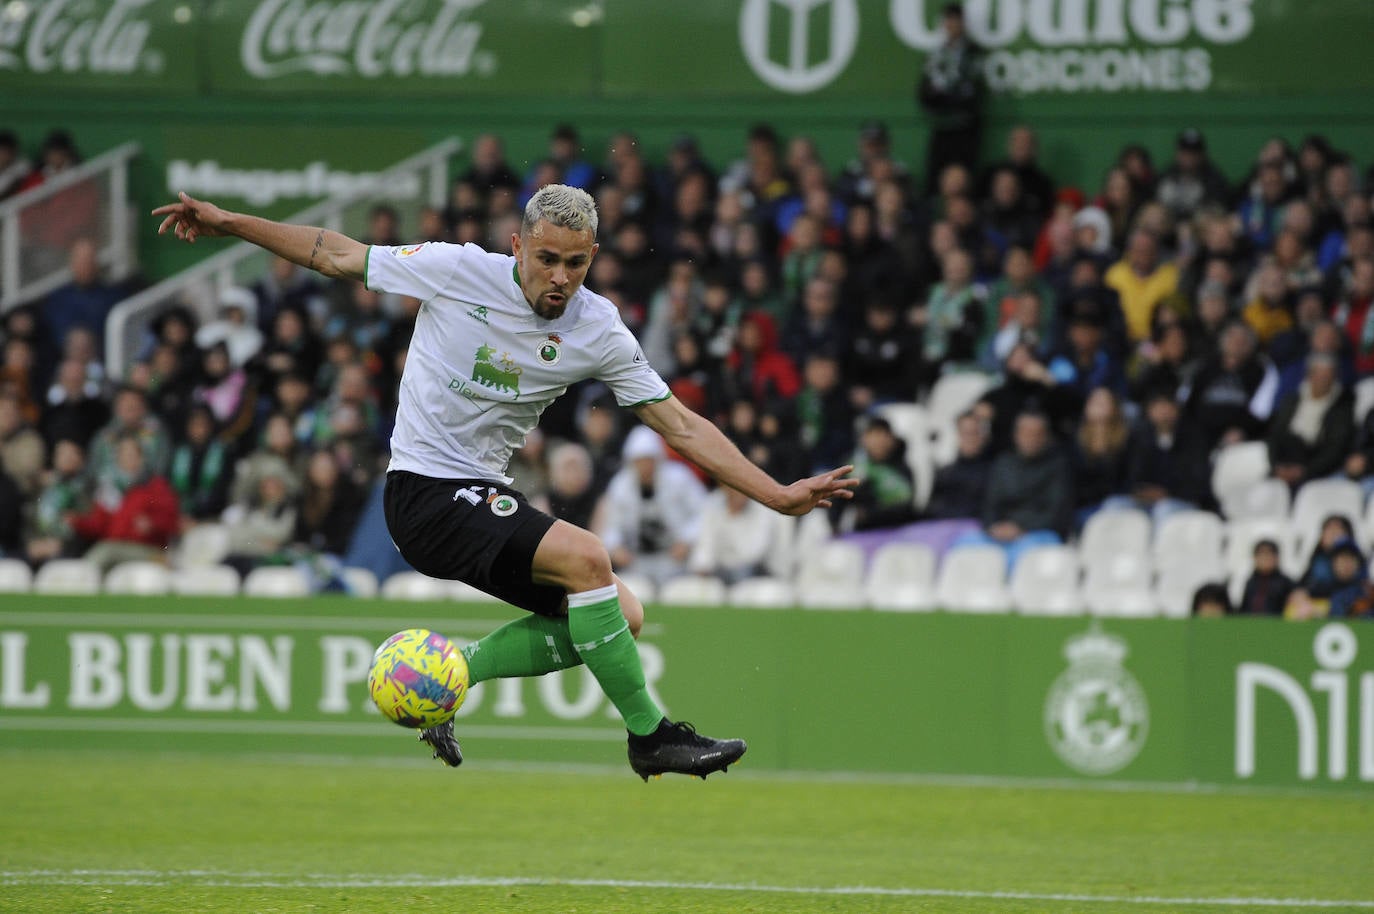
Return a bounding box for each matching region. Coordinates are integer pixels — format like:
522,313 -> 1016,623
935,545 -> 1009,613
1153,510 -> 1225,571
1079,508 -> 1151,567
657,575 -> 728,607
927,372 -> 995,466
381,571 -> 451,600
171,564 -> 241,596
178,523 -> 232,568
727,576 -> 795,608
0,558 -> 33,592
243,566 -> 311,598
612,571 -> 657,605
1009,545 -> 1082,615
1356,376 -> 1374,425
1220,477 -> 1291,521
1211,441 -> 1270,514
104,561 -> 173,595
796,541 -> 867,609
1155,560 -> 1223,618
33,559 -> 101,595
1225,517 -> 1301,581
864,543 -> 937,611
341,567 -> 379,598
1290,477 -> 1365,550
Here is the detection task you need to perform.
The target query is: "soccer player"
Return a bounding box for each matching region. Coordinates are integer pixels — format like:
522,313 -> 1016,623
153,184 -> 857,780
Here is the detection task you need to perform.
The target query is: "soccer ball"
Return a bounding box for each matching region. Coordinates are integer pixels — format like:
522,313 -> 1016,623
368,628 -> 470,728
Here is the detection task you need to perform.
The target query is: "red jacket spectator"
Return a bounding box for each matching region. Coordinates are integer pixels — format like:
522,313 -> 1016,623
727,311 -> 801,403
71,475 -> 180,548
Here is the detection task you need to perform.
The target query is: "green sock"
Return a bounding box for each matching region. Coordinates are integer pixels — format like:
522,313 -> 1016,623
567,583 -> 664,736
460,615 -> 581,684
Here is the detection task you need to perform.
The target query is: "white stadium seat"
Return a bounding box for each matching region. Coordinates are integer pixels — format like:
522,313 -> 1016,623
927,371 -> 995,426
381,571 -> 451,600
1153,510 -> 1225,570
1356,376 -> 1374,425
1210,441 -> 1269,509
178,523 -> 232,568
1082,547 -> 1156,617
1155,560 -> 1224,619
171,564 -> 241,596
1220,477 -> 1291,521
1225,518 -> 1301,582
935,544 -> 1009,613
0,558 -> 33,592
657,575 -> 727,607
341,567 -> 379,598
1078,508 -> 1151,568
876,403 -> 935,508
796,541 -> 867,609
243,566 -> 311,598
864,543 -> 937,611
727,576 -> 795,608
612,571 -> 657,605
1009,545 -> 1082,615
33,559 -> 101,595
1291,478 -> 1365,553
104,561 -> 172,595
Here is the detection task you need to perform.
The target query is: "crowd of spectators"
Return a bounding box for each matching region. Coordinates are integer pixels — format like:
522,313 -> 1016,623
3,118 -> 1374,618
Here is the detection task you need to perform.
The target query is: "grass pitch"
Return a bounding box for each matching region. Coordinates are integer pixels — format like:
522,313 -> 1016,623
1,750 -> 1371,914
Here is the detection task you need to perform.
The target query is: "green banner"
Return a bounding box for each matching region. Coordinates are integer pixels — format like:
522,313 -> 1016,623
606,0 -> 1374,98
0,0 -> 199,93
201,0 -> 599,96
1,596 -> 1370,789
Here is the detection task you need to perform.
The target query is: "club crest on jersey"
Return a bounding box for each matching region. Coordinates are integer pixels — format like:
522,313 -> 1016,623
537,333 -> 562,366
489,493 -> 518,517
396,243 -> 427,257
467,305 -> 490,325
472,343 -> 522,397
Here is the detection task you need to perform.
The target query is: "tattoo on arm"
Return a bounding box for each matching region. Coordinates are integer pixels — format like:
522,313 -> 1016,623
307,229 -> 325,271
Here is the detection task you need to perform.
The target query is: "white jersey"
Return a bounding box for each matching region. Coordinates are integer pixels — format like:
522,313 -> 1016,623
365,241 -> 669,486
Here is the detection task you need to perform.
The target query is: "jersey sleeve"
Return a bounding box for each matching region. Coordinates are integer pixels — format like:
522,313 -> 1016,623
597,318 -> 671,408
363,241 -> 466,300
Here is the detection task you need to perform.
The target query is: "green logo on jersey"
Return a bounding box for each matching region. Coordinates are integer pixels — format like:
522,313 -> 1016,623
468,305 -> 490,324
472,343 -> 522,397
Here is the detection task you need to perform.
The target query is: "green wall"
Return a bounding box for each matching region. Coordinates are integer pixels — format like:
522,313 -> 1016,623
2,595 -> 1370,790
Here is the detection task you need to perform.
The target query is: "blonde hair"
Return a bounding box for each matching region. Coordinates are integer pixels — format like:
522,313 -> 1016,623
522,184 -> 598,239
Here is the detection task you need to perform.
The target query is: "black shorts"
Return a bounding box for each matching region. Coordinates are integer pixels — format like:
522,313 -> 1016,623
383,470 -> 565,616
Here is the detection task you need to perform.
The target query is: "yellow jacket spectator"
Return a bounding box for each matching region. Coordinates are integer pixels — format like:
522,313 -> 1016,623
1105,231 -> 1179,342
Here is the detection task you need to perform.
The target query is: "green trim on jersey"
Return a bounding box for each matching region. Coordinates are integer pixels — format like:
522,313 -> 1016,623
629,393 -> 672,408
363,245 -> 373,290
512,263 -> 522,288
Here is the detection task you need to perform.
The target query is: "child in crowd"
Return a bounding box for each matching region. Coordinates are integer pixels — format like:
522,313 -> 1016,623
1239,539 -> 1293,616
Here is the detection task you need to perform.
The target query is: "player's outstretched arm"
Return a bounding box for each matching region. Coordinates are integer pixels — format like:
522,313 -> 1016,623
635,396 -> 858,516
151,191 -> 368,281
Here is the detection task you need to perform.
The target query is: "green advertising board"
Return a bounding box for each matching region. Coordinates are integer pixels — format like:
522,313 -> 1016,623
1,595 -> 1369,790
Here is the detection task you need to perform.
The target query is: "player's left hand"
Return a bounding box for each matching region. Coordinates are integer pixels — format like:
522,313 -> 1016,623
772,465 -> 860,516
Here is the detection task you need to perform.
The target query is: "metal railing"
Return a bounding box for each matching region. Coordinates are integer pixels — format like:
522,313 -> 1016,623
0,142 -> 141,311
104,137 -> 463,377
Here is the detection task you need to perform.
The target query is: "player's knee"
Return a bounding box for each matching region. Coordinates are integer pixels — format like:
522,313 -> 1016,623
617,584 -> 644,639
565,539 -> 614,592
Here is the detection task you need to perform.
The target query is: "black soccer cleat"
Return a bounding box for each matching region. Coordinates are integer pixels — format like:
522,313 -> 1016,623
627,719 -> 747,781
418,719 -> 463,768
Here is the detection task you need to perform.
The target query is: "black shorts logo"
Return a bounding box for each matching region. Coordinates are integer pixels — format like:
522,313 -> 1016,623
490,494 -> 518,517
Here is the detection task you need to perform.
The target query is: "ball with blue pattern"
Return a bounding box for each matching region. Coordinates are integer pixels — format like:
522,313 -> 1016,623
368,629 -> 470,728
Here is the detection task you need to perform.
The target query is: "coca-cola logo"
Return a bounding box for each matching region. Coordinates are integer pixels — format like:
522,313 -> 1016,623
240,0 -> 496,80
0,0 -> 162,75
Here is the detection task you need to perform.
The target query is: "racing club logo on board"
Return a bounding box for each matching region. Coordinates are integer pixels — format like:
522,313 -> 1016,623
1044,624 -> 1149,776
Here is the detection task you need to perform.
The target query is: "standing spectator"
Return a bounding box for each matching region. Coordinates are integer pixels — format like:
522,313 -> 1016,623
926,411 -> 992,520
957,410 -> 1071,569
1105,231 -> 1180,344
724,311 -> 800,407
1239,539 -> 1293,617
1155,129 -> 1231,221
41,358 -> 108,449
69,433 -> 180,571
1266,353 -> 1355,490
917,3 -> 984,194
981,126 -> 1055,222
688,485 -> 785,585
169,405 -> 231,524
42,239 -> 123,361
598,426 -> 707,587
293,449 -> 364,558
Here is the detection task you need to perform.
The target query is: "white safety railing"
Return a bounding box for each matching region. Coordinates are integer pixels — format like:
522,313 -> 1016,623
0,142 -> 141,311
104,137 -> 463,377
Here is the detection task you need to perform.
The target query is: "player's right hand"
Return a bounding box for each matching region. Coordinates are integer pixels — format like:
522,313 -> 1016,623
152,191 -> 230,244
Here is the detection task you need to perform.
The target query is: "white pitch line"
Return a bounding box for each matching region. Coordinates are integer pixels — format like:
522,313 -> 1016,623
0,870 -> 1369,908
